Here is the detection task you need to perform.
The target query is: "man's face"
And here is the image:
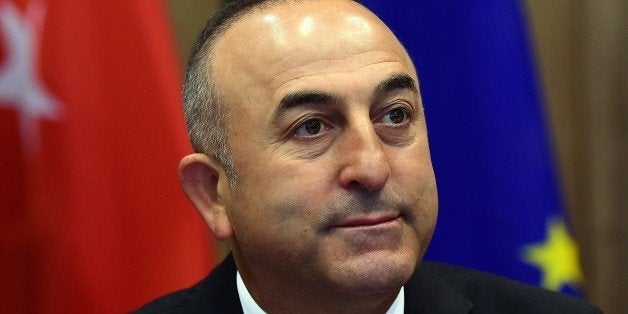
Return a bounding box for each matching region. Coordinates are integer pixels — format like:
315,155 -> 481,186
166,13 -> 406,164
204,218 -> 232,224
212,0 -> 437,296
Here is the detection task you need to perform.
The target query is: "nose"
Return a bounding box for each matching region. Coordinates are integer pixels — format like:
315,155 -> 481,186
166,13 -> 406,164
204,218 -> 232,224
337,120 -> 391,192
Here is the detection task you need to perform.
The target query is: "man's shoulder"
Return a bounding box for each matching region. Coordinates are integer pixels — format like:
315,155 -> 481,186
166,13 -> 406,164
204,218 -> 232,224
134,286 -> 198,314
134,254 -> 242,314
416,261 -> 600,313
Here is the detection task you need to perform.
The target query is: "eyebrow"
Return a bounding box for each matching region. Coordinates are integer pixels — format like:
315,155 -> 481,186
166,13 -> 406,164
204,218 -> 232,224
272,73 -> 418,122
272,91 -> 339,124
372,73 -> 419,99
277,90 -> 338,111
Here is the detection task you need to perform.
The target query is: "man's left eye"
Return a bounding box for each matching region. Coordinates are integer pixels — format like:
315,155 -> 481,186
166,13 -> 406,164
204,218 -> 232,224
294,118 -> 331,138
380,107 -> 410,125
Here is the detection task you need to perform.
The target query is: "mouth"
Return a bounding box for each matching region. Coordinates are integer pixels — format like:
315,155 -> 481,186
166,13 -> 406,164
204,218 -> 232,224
331,213 -> 401,229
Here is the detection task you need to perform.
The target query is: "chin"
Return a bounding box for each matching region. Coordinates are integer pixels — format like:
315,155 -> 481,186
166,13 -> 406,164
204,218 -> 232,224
326,251 -> 416,296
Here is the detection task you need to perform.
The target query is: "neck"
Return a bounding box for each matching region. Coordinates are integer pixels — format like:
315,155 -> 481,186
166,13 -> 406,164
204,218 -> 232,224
244,275 -> 399,314
233,250 -> 401,314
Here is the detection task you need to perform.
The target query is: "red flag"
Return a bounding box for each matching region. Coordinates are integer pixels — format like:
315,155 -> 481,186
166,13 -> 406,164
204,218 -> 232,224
0,1 -> 214,312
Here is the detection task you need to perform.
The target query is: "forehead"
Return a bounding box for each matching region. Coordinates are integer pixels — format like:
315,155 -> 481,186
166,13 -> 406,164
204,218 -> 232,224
211,0 -> 416,108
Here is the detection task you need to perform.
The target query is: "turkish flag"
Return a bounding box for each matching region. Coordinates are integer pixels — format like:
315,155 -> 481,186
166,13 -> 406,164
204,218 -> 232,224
0,1 -> 214,312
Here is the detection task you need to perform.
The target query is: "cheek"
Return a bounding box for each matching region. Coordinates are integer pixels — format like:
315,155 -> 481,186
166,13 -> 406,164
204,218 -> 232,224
228,167 -> 327,242
229,138 -> 337,231
390,143 -> 438,233
391,140 -> 435,193
227,183 -> 326,273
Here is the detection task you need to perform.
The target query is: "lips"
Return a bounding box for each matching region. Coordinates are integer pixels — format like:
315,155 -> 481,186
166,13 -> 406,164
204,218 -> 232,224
332,213 -> 400,228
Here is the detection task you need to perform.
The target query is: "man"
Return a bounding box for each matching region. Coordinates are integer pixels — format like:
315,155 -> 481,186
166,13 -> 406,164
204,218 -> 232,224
138,0 -> 599,313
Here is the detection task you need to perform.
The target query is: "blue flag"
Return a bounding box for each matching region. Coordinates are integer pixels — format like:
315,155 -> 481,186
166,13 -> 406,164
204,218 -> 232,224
362,1 -> 583,294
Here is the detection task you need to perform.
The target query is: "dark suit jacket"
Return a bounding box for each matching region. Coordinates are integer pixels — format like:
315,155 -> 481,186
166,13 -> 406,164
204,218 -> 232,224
136,254 -> 599,313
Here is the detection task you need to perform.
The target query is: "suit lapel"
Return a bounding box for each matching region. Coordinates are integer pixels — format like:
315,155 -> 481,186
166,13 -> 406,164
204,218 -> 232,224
404,262 -> 474,314
184,254 -> 243,313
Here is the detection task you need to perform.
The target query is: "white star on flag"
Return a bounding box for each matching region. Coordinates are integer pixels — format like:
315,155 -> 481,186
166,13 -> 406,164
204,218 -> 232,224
0,1 -> 63,152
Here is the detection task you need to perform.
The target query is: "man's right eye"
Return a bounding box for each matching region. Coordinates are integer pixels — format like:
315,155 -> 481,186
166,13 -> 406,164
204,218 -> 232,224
294,118 -> 330,137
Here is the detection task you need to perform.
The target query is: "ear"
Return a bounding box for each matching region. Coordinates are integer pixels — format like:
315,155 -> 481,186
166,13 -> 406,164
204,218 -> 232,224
179,153 -> 233,241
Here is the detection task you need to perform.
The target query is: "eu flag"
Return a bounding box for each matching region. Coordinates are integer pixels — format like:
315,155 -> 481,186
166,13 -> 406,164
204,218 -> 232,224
361,1 -> 583,294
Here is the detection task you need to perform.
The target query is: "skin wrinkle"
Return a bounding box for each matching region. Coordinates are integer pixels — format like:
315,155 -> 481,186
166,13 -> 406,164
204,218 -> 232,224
270,50 -> 404,78
270,52 -> 407,92
271,47 -> 308,69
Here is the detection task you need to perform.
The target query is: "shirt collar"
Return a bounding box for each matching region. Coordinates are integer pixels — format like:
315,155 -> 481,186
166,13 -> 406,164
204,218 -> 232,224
236,271 -> 265,314
236,271 -> 405,314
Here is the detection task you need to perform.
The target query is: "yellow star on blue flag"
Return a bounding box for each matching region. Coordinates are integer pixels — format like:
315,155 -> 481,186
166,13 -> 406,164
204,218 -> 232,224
522,218 -> 583,292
